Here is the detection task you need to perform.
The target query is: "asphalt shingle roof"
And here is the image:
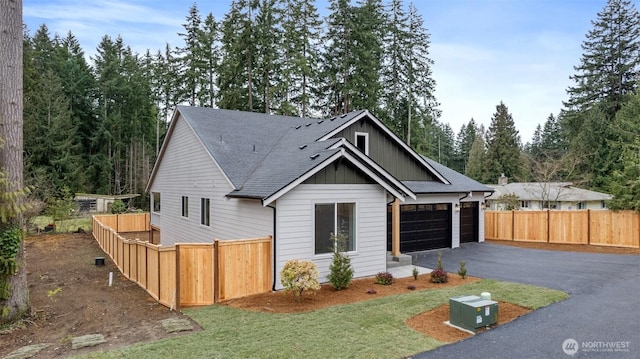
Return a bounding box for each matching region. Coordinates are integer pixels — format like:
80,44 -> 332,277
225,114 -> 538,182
486,182 -> 612,201
173,106 -> 491,200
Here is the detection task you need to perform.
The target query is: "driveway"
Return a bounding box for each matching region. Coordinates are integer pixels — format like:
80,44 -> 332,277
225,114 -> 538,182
411,242 -> 640,358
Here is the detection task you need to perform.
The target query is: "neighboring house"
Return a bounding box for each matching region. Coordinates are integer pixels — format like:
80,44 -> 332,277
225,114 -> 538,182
146,106 -> 493,289
486,176 -> 612,210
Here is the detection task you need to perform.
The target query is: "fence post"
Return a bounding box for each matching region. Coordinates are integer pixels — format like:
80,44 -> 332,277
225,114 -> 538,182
214,239 -> 219,303
547,209 -> 550,243
511,210 -> 515,240
175,244 -> 181,312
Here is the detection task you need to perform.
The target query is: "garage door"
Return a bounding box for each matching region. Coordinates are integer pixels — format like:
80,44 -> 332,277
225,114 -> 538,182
460,202 -> 479,243
387,203 -> 452,252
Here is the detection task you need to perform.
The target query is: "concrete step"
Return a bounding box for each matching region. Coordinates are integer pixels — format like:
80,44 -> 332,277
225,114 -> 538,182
386,252 -> 413,268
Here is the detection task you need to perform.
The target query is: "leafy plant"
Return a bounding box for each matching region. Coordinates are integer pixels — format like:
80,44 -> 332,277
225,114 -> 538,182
412,266 -> 419,280
430,252 -> 448,283
374,271 -> 393,285
280,259 -> 320,302
111,199 -> 126,214
326,232 -> 354,290
458,260 -> 467,279
0,226 -> 22,299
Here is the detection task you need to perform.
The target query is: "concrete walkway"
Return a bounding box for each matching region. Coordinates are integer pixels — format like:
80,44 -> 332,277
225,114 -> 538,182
387,265 -> 432,278
410,242 -> 640,359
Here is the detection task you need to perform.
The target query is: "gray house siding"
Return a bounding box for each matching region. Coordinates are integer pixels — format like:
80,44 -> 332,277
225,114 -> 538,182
149,114 -> 273,246
332,117 -> 434,181
274,184 -> 387,290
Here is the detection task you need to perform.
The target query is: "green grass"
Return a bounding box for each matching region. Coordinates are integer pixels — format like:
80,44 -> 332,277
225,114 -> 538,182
75,280 -> 567,359
30,215 -> 93,233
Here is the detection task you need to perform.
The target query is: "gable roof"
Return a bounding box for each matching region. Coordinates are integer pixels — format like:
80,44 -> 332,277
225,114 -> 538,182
486,182 -> 612,202
147,106 -> 488,204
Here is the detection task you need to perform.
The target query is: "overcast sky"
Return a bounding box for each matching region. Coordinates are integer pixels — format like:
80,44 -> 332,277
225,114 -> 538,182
23,0 -> 609,143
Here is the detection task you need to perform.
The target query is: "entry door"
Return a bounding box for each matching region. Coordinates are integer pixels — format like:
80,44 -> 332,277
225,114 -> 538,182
460,202 -> 479,243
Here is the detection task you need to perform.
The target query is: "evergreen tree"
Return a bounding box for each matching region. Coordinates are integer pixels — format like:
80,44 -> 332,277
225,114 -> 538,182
253,0 -> 282,113
280,0 -> 322,117
465,132 -> 486,182
380,0 -> 409,129
199,12 -> 220,108
484,102 -> 523,183
454,118 -> 478,173
176,3 -> 204,106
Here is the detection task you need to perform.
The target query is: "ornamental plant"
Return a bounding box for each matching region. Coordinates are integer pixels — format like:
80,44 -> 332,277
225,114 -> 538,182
374,271 -> 393,285
458,260 -> 467,279
430,252 -> 448,283
326,232 -> 354,290
280,259 -> 320,302
412,266 -> 419,280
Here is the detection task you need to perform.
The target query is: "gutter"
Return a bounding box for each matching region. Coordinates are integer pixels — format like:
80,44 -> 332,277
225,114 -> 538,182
267,203 -> 277,291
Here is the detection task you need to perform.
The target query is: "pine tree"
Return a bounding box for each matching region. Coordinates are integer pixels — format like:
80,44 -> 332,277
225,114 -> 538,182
280,0 -> 322,117
381,0 -> 409,129
199,12 -> 220,108
454,119 -> 478,173
176,3 -> 204,106
484,102 -> 523,183
253,0 -> 282,113
465,133 -> 486,182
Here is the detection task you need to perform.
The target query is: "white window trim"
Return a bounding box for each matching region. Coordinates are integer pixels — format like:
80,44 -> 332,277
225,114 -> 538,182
152,192 -> 161,214
313,202 -> 357,256
354,132 -> 369,155
200,197 -> 210,227
181,196 -> 189,218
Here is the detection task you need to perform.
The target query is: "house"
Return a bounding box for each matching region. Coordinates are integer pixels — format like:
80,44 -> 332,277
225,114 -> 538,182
486,175 -> 612,210
146,106 -> 493,289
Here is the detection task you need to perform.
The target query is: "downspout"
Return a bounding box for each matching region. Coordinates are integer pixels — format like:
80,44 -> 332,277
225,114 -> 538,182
267,203 -> 277,291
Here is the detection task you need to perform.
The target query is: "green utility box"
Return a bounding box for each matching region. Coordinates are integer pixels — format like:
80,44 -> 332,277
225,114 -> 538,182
449,295 -> 499,332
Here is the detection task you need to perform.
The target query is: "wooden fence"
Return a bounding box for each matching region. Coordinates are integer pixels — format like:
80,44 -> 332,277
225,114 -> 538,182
92,213 -> 273,309
485,210 -> 640,248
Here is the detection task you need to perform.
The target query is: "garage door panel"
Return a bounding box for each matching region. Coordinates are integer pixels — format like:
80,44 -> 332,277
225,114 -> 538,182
387,203 -> 452,252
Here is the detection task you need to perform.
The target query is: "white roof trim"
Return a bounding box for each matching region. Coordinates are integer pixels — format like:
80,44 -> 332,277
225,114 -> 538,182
318,110 -> 451,185
262,149 -> 408,207
330,139 -> 416,200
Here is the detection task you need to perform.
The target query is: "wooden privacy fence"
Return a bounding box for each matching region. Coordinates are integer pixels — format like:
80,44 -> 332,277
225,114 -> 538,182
92,214 -> 273,309
485,210 -> 640,248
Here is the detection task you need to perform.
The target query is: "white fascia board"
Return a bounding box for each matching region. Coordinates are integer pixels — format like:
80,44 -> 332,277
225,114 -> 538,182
341,150 -> 408,202
319,110 -> 451,185
330,139 -> 416,200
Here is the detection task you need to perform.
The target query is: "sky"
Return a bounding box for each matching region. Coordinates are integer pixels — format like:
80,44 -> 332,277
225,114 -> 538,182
23,0 -> 611,143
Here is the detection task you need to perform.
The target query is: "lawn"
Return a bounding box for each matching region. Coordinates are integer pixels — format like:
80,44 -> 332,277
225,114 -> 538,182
77,279 -> 567,359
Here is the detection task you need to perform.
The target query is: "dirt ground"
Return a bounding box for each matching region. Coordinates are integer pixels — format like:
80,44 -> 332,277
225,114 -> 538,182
1,234 -> 637,358
0,233 -> 195,359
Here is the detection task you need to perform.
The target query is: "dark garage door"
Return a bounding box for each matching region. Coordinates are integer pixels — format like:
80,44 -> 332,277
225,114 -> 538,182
460,202 -> 479,243
387,203 -> 452,252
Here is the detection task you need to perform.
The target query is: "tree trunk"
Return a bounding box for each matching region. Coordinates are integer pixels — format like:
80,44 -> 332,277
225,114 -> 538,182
0,0 -> 29,323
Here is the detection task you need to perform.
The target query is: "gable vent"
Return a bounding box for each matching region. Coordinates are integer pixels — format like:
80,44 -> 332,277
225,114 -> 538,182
305,122 -> 312,127
299,144 -> 307,150
295,125 -> 301,129
310,153 -> 320,160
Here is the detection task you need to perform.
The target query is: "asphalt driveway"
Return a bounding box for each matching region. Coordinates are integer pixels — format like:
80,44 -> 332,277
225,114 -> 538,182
411,242 -> 640,358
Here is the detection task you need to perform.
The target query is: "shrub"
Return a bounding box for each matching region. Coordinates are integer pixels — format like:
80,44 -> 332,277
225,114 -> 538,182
430,268 -> 449,283
374,271 -> 393,285
326,233 -> 354,290
412,266 -> 419,280
111,199 -> 126,214
366,288 -> 377,294
407,285 -> 416,290
430,252 -> 448,283
280,259 -> 320,301
458,260 -> 467,279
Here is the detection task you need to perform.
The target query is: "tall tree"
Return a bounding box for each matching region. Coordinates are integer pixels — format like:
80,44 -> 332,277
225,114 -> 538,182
0,0 -> 28,323
484,102 -> 523,183
380,0 -> 409,129
280,0 -> 322,117
453,118 -> 478,173
465,132 -> 487,182
176,3 -> 204,106
253,0 -> 282,113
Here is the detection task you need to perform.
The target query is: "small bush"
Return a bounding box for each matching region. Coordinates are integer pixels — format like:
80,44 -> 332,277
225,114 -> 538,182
280,260 -> 320,301
458,260 -> 467,279
430,268 -> 449,283
326,233 -> 354,290
111,199 -> 126,214
412,266 -> 419,280
374,271 -> 393,285
407,285 -> 416,290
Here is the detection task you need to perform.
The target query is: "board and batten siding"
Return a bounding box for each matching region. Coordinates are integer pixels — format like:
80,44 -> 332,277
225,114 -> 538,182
149,114 -> 273,246
332,117 -> 434,181
274,184 -> 387,290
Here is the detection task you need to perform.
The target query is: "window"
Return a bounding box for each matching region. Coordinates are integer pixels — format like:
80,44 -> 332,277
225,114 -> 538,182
520,201 -> 530,209
577,201 -> 587,210
541,201 -> 559,210
601,201 -> 607,209
181,196 -> 189,217
200,198 -> 210,226
315,203 -> 355,255
354,132 -> 369,155
152,192 -> 161,213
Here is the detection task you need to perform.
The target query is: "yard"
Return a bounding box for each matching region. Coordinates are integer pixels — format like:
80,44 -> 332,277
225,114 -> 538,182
1,232 -> 571,359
